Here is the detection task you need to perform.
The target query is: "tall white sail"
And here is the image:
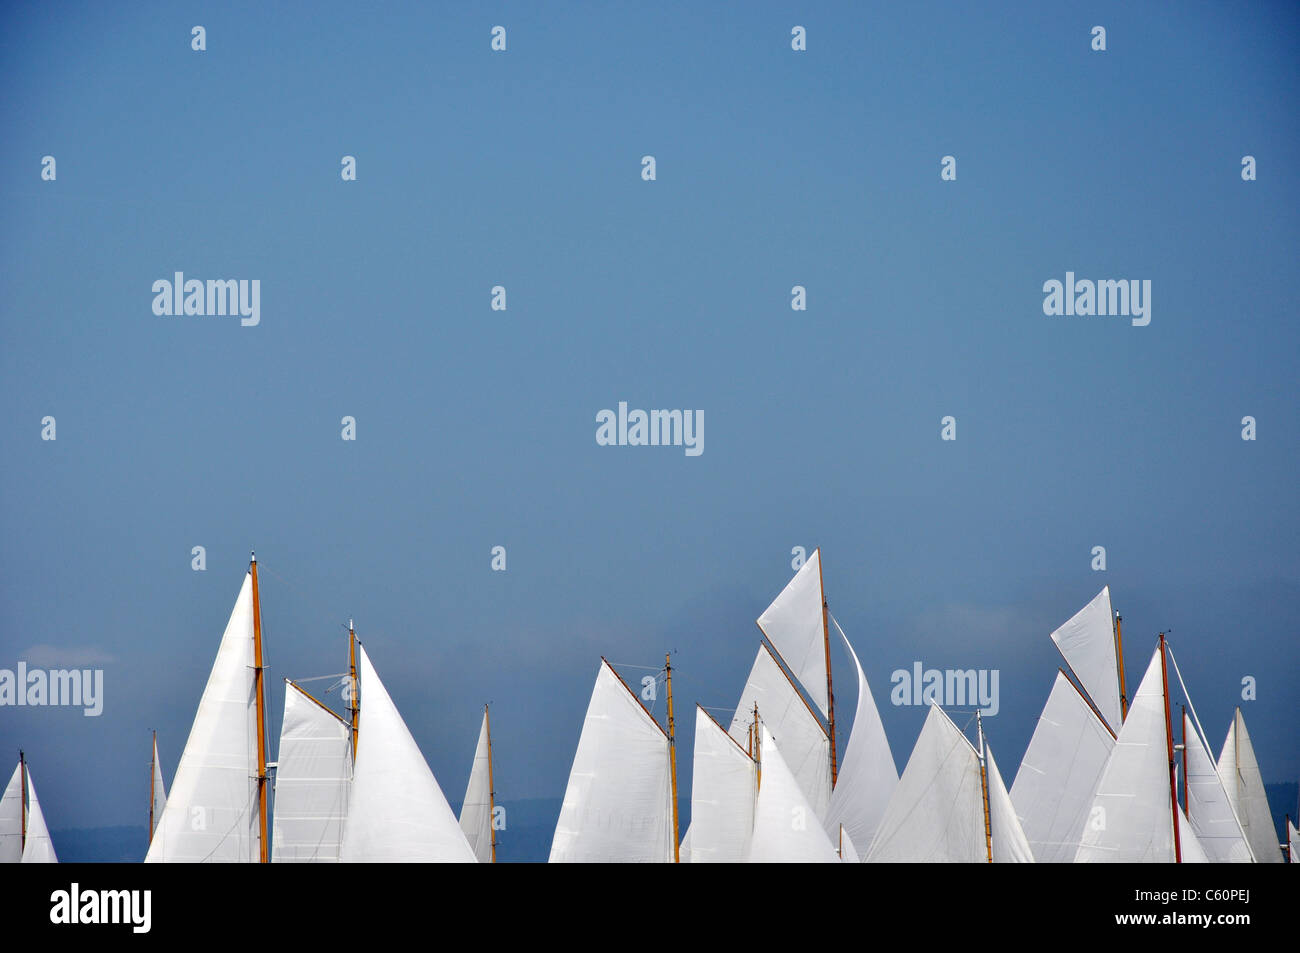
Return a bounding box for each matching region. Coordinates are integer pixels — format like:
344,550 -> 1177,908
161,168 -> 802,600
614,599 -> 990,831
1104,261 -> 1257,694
150,736 -> 168,836
1049,587 -> 1122,732
1011,671 -> 1115,862
756,550 -> 829,716
730,643 -> 830,821
20,771 -> 57,864
458,708 -> 494,863
1182,712 -> 1253,862
1288,819 -> 1299,864
824,619 -> 897,849
271,681 -> 352,863
687,706 -> 756,863
1177,806 -> 1209,863
1217,708 -> 1282,863
0,761 -> 21,863
549,661 -> 674,863
1075,646 -> 1182,863
866,704 -> 987,862
745,724 -> 839,863
339,644 -> 475,862
146,572 -> 261,863
985,746 -> 1034,863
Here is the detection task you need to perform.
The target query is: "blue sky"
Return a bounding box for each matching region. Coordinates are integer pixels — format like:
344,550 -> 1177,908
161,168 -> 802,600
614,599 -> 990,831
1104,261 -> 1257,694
2,1 -> 1297,854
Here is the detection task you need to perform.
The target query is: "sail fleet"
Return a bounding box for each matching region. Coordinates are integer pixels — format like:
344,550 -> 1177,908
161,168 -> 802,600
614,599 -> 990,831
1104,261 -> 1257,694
2,549 -> 1293,863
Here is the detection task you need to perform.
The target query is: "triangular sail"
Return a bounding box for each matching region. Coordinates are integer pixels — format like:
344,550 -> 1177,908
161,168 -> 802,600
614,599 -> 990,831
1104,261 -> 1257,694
1075,647 -> 1180,863
20,771 -> 57,863
1010,671 -> 1115,862
339,644 -> 475,862
1217,709 -> 1282,863
745,724 -> 839,863
1183,714 -> 1253,862
824,618 -> 897,849
756,550 -> 829,716
458,708 -> 494,863
1049,587 -> 1122,732
150,736 -> 168,836
985,746 -> 1034,863
1288,819 -> 1298,864
549,661 -> 674,863
687,706 -> 757,863
145,572 -> 261,863
730,643 -> 830,821
1177,806 -> 1209,863
0,762 -> 21,863
866,705 -> 988,862
271,681 -> 352,863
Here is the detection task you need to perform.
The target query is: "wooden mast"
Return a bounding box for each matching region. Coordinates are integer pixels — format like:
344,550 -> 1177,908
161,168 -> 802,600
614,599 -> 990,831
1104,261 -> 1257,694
818,551 -> 838,786
1114,609 -> 1128,722
348,620 -> 359,760
485,703 -> 497,864
754,702 -> 762,788
18,750 -> 26,853
250,552 -> 269,864
148,730 -> 157,844
976,712 -> 992,863
665,653 -> 680,863
1158,633 -> 1181,863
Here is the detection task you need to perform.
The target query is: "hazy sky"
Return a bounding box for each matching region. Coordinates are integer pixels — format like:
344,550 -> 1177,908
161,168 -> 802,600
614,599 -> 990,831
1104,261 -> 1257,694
2,1 -> 1297,848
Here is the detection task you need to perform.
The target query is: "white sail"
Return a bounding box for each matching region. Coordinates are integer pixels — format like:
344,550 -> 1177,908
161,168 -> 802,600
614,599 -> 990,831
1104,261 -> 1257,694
838,826 -> 861,863
339,644 -> 475,862
1177,806 -> 1209,863
756,550 -> 829,716
986,745 -> 1034,863
824,618 -> 897,849
150,736 -> 168,836
271,681 -> 352,863
549,661 -> 674,863
1075,646 -> 1182,863
1010,671 -> 1115,862
1217,708 -> 1282,863
1049,587 -> 1122,732
866,704 -> 988,862
20,771 -> 57,863
458,708 -> 494,863
687,706 -> 756,863
730,643 -> 830,821
1288,819 -> 1298,864
145,572 -> 261,863
0,762 -> 21,863
745,724 -> 839,863
1182,712 -> 1253,862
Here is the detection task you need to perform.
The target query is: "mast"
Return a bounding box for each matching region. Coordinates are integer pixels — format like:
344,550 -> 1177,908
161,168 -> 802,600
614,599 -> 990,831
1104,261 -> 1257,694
485,703 -> 497,864
665,653 -> 680,863
19,750 -> 26,853
1158,633 -> 1181,863
250,552 -> 269,864
1180,706 -> 1189,815
1114,610 -> 1128,722
348,619 -> 359,760
976,712 -> 992,863
148,730 -> 156,844
818,552 -> 838,786
754,702 -> 762,789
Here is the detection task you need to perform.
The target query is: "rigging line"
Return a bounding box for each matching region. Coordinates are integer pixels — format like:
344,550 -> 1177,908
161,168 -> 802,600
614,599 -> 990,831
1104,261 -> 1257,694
291,673 -> 349,683
604,662 -> 665,671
